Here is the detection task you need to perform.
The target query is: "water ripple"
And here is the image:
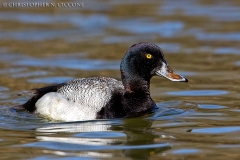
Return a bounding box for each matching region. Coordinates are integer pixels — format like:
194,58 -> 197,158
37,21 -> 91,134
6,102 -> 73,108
160,1 -> 240,21
198,104 -> 228,109
0,52 -> 120,70
191,126 -> 240,134
167,90 -> 228,96
23,140 -> 171,151
29,77 -> 73,84
114,20 -> 184,37
171,148 -> 200,154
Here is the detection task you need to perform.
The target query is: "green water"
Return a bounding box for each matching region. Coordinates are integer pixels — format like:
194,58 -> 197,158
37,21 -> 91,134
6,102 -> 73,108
0,0 -> 240,159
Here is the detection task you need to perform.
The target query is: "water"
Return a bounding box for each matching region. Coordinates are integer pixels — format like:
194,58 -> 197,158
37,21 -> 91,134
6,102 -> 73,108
0,0 -> 240,159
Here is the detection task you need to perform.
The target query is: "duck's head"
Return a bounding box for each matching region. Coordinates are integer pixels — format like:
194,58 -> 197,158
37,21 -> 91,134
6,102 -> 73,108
120,42 -> 188,82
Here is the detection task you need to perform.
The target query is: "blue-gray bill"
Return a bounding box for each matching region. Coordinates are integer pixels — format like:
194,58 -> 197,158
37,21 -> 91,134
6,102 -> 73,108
155,62 -> 188,82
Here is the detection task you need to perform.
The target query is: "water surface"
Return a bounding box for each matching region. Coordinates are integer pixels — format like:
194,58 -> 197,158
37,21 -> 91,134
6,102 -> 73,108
1,0 -> 240,159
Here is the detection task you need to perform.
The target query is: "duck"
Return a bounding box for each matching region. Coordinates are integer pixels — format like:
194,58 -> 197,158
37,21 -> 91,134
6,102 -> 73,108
15,42 -> 188,121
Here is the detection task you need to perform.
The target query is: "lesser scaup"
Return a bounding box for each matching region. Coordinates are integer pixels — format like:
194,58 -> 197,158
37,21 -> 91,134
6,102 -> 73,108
16,42 -> 187,121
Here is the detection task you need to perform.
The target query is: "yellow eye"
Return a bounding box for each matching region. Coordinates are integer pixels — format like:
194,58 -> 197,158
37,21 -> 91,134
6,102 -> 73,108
146,54 -> 152,59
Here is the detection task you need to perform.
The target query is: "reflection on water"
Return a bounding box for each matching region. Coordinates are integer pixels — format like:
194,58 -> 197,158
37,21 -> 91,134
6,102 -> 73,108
167,90 -> 229,96
0,0 -> 240,159
114,20 -> 184,37
191,126 -> 240,134
196,32 -> 240,41
171,148 -> 200,155
159,0 -> 240,21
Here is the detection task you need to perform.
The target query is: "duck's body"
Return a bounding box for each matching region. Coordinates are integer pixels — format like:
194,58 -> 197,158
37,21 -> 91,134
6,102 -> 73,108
17,42 -> 188,121
35,77 -> 124,121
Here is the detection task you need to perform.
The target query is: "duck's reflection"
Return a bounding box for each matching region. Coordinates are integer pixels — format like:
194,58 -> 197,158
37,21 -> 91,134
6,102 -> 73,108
34,118 -> 171,159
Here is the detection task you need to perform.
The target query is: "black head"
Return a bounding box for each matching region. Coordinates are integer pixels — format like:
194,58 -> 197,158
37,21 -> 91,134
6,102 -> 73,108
120,42 -> 188,83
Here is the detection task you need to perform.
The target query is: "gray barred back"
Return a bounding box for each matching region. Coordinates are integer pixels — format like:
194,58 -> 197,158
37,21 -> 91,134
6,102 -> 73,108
57,77 -> 124,109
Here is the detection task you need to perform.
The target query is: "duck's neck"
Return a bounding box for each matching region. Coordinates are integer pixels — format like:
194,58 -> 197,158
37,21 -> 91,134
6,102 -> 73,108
121,73 -> 156,116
